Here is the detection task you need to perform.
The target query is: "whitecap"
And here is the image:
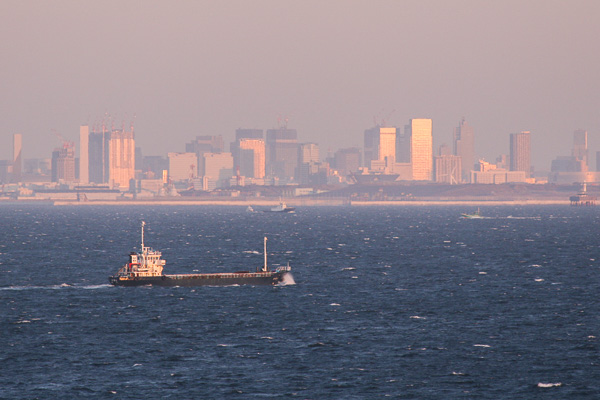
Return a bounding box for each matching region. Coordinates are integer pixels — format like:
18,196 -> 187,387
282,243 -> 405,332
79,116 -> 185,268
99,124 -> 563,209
474,344 -> 491,348
80,284 -> 112,290
410,316 -> 425,319
537,382 -> 562,388
535,278 -> 544,282
330,303 -> 340,306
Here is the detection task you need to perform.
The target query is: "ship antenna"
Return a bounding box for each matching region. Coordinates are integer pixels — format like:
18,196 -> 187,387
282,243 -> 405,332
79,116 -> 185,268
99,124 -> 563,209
263,236 -> 268,272
141,221 -> 145,250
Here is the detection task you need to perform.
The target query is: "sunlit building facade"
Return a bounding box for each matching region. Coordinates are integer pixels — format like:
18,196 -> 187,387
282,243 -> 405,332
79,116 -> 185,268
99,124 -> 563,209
364,126 -> 396,169
237,138 -> 265,179
406,119 -> 433,181
510,131 -> 531,178
168,152 -> 198,182
201,152 -> 234,188
107,130 -> 135,188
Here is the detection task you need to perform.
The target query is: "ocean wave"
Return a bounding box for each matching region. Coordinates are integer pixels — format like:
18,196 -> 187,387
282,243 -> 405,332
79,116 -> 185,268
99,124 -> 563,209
537,382 -> 562,388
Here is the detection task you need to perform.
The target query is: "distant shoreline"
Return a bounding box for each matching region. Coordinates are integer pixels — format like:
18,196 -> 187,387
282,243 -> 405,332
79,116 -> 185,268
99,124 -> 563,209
0,198 -> 573,206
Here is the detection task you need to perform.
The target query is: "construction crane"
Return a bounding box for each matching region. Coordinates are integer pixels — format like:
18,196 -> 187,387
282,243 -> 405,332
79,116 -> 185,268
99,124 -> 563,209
52,129 -> 74,150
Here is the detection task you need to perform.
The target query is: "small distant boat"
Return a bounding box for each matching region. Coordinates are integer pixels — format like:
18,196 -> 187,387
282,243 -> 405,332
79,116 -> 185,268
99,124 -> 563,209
265,201 -> 295,213
462,207 -> 484,219
246,206 -> 255,213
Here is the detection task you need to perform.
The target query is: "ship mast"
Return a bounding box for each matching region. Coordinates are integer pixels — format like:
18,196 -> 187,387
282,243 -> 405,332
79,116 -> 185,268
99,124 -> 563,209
141,221 -> 145,250
263,236 -> 268,272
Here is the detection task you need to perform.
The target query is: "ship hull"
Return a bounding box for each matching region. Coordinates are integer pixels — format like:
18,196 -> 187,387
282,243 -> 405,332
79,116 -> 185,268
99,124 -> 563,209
109,271 -> 290,287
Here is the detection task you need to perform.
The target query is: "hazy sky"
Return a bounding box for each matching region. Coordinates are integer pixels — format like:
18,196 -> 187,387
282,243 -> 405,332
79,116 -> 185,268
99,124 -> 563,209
1,0 -> 599,170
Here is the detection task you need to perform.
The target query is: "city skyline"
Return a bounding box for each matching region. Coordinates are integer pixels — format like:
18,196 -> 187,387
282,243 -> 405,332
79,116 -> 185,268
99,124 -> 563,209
1,1 -> 599,169
3,119 -> 599,178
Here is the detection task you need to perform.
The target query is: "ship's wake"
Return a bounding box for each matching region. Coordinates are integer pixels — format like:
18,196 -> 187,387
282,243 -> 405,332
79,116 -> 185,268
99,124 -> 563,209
0,283 -> 112,291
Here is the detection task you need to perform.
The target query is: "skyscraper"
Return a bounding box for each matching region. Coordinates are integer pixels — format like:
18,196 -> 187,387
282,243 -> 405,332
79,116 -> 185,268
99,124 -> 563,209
266,128 -> 298,180
168,152 -> 198,182
334,148 -> 361,178
88,129 -> 108,184
87,127 -> 135,188
186,135 -> 224,155
11,133 -> 22,183
237,138 -> 265,179
231,129 -> 265,179
187,135 -> 225,176
363,126 -> 396,168
434,155 -> 461,184
453,118 -> 474,182
572,129 -> 588,171
406,119 -> 433,181
201,152 -> 234,188
51,146 -> 76,183
235,129 -> 263,141
510,131 -> 531,178
107,130 -> 135,188
79,126 -> 89,184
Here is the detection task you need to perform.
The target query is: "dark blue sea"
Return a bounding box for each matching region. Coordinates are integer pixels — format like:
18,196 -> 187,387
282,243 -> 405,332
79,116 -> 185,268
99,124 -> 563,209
1,205 -> 599,399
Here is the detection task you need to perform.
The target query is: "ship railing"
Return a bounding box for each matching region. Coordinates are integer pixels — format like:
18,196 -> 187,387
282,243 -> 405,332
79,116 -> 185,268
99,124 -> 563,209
276,266 -> 291,272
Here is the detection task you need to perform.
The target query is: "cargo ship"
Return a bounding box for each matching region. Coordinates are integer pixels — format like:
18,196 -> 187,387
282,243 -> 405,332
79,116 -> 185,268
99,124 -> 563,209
109,222 -> 292,287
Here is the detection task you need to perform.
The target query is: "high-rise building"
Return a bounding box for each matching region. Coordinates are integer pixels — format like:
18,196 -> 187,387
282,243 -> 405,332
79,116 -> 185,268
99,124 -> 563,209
296,143 -> 320,183
12,133 -> 22,183
168,152 -> 198,182
334,148 -> 361,178
266,128 -> 298,180
572,129 -> 588,171
235,129 -> 263,141
79,126 -> 89,184
231,129 -> 265,180
364,126 -> 396,168
453,118 -> 474,182
142,155 -> 168,179
88,130 -> 108,184
298,143 -> 319,164
51,146 -> 76,183
434,155 -> 461,184
87,128 -> 135,188
236,138 -> 265,179
107,130 -> 135,188
406,119 -> 433,181
510,131 -> 531,178
201,152 -> 234,188
186,135 -> 224,176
